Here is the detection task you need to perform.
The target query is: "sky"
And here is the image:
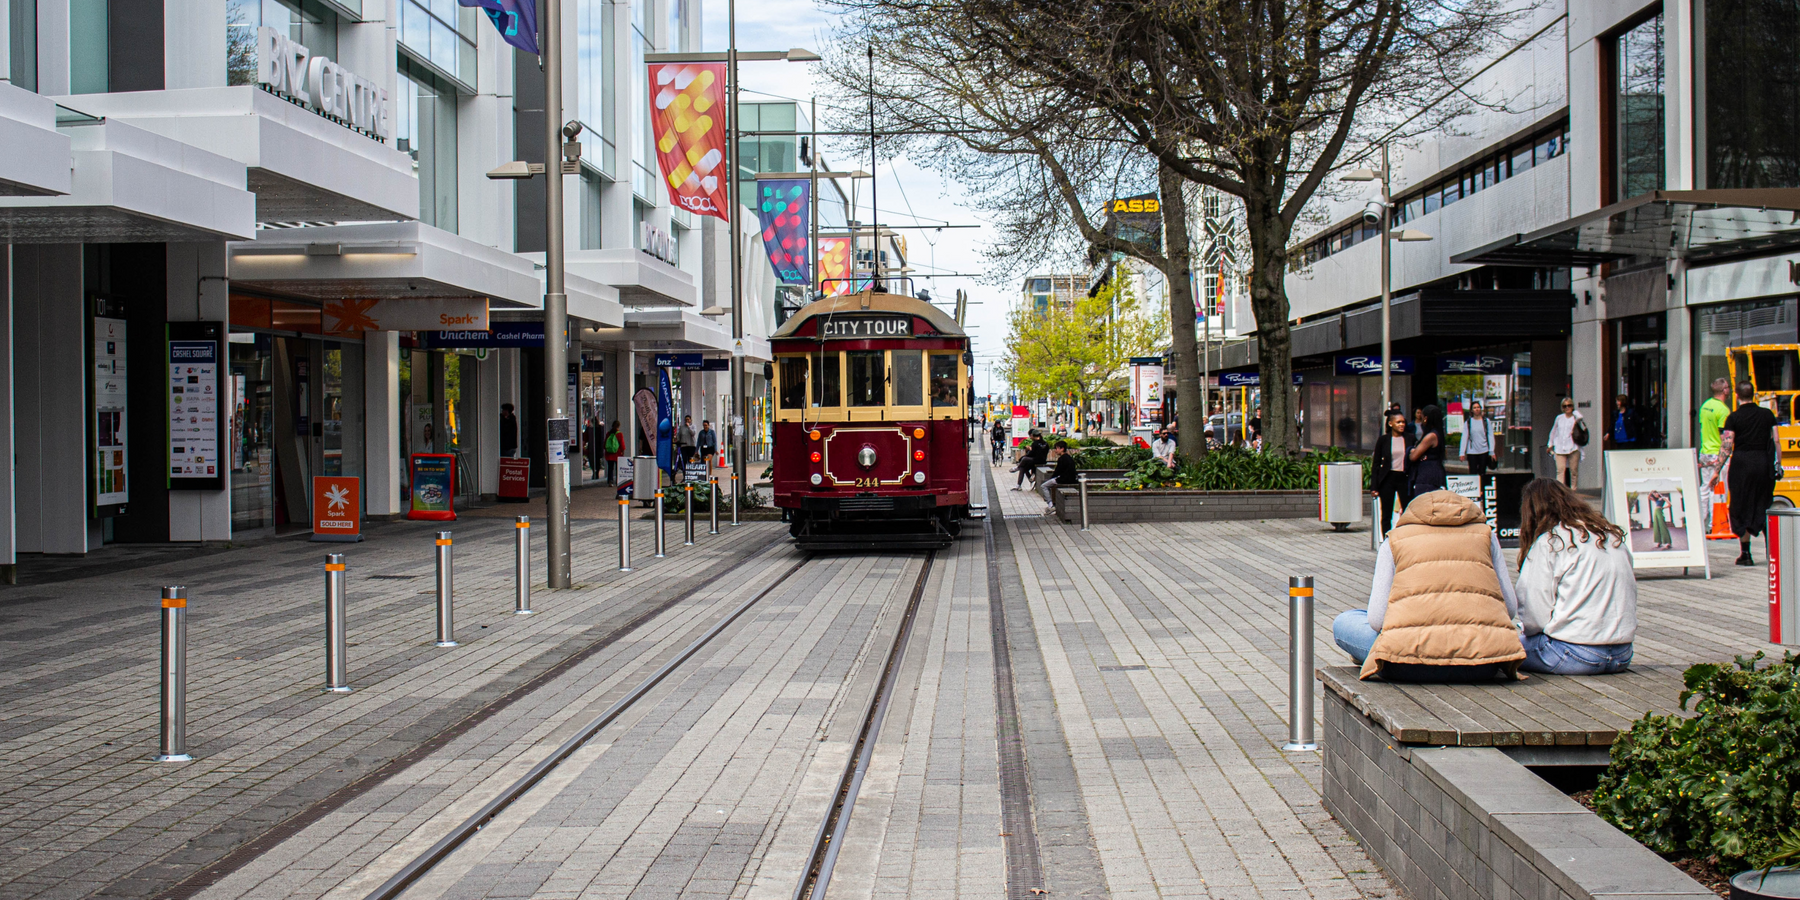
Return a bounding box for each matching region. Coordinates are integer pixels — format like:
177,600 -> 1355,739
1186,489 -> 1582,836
702,0 -> 1017,401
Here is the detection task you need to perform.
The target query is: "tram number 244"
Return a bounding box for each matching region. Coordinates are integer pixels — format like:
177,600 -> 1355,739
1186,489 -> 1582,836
852,477 -> 882,487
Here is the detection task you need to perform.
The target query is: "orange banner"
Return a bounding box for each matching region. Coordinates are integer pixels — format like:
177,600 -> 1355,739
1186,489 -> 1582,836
312,476 -> 362,542
818,237 -> 863,297
649,63 -> 730,220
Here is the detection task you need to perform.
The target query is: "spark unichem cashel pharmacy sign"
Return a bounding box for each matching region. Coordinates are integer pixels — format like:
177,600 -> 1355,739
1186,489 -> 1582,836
257,26 -> 393,143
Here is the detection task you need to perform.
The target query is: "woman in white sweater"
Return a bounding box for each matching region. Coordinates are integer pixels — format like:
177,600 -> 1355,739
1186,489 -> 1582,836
1514,478 -> 1638,675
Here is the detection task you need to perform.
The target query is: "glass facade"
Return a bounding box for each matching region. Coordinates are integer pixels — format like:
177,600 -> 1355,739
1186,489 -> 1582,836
631,4 -> 656,202
395,69 -> 459,231
10,0 -> 37,90
576,0 -> 616,177
399,0 -> 477,88
228,0 -> 336,88
1701,0 -> 1800,188
1614,13 -> 1664,200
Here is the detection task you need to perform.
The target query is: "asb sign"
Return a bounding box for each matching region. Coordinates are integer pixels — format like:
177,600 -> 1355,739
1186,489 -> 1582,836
257,27 -> 391,142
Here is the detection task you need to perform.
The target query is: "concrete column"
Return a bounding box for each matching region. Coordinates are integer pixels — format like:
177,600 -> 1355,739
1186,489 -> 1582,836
166,242 -> 231,541
477,351 -> 500,496
365,332 -> 402,516
13,245 -> 89,553
623,346 -> 639,456
0,248 -> 14,575
1666,261 -> 1693,449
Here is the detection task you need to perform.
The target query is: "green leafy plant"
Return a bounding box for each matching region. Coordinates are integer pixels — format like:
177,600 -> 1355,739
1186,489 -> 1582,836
1072,446 -> 1153,470
1593,652 -> 1800,870
1072,435 -> 1118,449
1104,446 -> 1371,492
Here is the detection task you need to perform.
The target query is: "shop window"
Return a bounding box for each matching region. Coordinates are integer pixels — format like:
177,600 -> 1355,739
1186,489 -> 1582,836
779,357 -> 808,409
396,68 -> 458,232
811,351 -> 840,407
891,351 -> 923,406
847,351 -> 885,406
1695,298 -> 1798,411
1614,12 -> 1666,200
1700,0 -> 1800,188
930,355 -> 959,407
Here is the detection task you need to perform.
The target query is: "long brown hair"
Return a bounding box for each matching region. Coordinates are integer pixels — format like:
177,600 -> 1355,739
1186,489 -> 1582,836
1518,477 -> 1624,568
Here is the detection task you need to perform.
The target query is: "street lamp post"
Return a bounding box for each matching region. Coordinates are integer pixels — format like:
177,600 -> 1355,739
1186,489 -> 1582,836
1342,145 -> 1432,414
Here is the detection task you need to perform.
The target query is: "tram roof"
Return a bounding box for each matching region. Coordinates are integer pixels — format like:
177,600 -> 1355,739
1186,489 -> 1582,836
771,290 -> 965,339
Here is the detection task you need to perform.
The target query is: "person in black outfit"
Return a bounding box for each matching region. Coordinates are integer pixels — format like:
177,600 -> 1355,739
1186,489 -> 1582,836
1723,381 -> 1780,565
1371,411 -> 1415,538
499,403 -> 519,458
1408,404 -> 1448,493
1012,433 -> 1049,489
1039,440 -> 1081,513
990,420 -> 1007,464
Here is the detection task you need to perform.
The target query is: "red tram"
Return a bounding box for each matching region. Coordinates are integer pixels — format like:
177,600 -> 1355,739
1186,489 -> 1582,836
768,290 -> 972,549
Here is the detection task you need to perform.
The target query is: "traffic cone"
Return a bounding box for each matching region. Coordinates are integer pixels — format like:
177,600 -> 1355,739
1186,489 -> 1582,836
1706,478 -> 1737,540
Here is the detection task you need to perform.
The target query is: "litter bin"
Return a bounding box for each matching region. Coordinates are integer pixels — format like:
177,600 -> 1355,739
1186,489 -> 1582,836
1319,462 -> 1364,532
1767,508 -> 1800,645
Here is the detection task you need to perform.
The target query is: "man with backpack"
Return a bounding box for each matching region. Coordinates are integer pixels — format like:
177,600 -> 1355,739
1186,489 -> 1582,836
1547,397 -> 1588,488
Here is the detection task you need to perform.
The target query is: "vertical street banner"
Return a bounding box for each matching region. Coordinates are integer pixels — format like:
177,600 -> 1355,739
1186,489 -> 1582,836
457,0 -> 539,55
649,63 -> 730,220
818,237 -> 864,297
757,178 -> 811,284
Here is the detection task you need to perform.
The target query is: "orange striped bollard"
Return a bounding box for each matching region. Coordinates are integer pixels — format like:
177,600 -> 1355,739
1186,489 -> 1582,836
1283,576 -> 1317,751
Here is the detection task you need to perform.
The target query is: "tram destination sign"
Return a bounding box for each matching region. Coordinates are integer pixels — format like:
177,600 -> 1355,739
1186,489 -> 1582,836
819,315 -> 912,338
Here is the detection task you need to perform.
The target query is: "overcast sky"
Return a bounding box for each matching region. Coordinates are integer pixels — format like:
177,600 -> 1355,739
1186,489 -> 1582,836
702,0 -> 1017,401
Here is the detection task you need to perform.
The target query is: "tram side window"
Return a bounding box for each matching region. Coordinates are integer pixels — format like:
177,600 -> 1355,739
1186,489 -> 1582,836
812,351 -> 841,407
848,350 -> 885,406
892,351 -> 923,406
930,354 -> 958,406
779,357 -> 808,410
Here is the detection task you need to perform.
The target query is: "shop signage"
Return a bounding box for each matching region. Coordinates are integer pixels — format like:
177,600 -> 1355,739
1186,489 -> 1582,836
1603,448 -> 1709,574
168,326 -> 224,490
640,222 -> 679,265
702,357 -> 729,371
95,313 -> 128,512
498,458 -> 530,502
311,476 -> 362,541
819,315 -> 911,338
256,26 -> 392,142
1219,371 -> 1304,387
1334,354 -> 1414,376
323,298 -> 489,333
420,325 -> 552,349
655,352 -> 705,369
1438,354 -> 1509,375
407,454 -> 457,520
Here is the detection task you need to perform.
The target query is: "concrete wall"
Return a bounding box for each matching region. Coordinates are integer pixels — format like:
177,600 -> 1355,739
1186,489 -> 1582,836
1052,488 -> 1319,524
13,244 -> 90,553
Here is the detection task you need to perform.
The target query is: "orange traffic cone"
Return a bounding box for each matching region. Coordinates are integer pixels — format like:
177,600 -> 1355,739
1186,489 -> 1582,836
1706,478 -> 1737,540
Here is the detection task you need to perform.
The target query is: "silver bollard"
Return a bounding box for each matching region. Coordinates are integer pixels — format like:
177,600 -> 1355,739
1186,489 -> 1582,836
1283,575 -> 1317,751
683,482 -> 696,545
1078,473 -> 1091,531
708,476 -> 720,535
654,487 -> 667,558
324,555 -> 350,692
618,497 -> 633,572
156,586 -> 191,761
730,472 -> 741,527
434,532 -> 457,647
515,516 -> 533,615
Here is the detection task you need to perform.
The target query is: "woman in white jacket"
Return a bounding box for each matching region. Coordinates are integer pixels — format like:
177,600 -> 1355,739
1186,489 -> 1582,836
1514,478 -> 1638,675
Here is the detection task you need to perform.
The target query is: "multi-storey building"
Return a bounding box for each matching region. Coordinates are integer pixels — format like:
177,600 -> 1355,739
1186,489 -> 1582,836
0,0 -> 777,559
1231,1 -> 1800,488
1019,273 -> 1085,315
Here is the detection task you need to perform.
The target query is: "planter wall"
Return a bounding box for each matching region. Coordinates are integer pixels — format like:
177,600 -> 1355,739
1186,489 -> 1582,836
1051,487 -> 1318,524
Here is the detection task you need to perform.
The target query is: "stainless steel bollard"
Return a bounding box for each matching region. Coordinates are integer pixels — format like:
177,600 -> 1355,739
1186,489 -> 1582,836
156,586 -> 192,761
324,555 -> 350,692
708,477 -> 720,535
653,488 -> 667,558
1283,575 -> 1317,751
515,517 -> 533,615
618,497 -> 633,572
434,532 -> 457,647
1078,473 -> 1091,531
730,472 -> 740,526
683,483 -> 696,545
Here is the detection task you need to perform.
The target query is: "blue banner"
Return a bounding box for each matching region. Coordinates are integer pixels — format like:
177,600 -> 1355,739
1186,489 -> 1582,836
655,368 -> 674,474
458,0 -> 539,54
756,179 -> 811,285
1335,354 -> 1415,376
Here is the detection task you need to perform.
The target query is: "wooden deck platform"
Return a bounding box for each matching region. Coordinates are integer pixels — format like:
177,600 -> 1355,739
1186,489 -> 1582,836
1318,664 -> 1690,747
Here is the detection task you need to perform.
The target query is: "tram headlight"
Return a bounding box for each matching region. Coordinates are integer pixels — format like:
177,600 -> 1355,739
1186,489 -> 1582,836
913,471 -> 925,484
810,451 -> 821,463
810,473 -> 823,486
913,450 -> 925,461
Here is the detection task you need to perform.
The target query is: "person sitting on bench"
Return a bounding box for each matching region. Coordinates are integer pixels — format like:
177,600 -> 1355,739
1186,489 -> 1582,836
1514,478 -> 1637,675
1333,490 -> 1527,683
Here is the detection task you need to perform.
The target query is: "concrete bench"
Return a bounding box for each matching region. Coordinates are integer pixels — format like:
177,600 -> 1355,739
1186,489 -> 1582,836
1317,665 -> 1714,900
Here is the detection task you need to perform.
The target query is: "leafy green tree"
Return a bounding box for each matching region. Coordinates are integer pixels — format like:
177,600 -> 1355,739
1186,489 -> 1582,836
1001,273 -> 1166,419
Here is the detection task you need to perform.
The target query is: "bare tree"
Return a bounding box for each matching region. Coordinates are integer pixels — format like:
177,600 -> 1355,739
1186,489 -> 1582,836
828,0 -> 1509,454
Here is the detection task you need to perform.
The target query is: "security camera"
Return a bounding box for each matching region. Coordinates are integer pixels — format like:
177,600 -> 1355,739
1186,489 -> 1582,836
1362,200 -> 1386,225
562,121 -> 584,140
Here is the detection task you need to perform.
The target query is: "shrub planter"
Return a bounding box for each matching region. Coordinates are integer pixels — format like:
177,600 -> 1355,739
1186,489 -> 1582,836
1050,487 -> 1317,524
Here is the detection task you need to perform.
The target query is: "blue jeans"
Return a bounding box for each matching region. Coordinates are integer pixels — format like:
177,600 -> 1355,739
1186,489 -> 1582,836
1333,609 -> 1379,664
1522,633 -> 1633,675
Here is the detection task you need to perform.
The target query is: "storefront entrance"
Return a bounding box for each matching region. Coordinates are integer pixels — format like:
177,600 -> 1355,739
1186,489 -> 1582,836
1614,313 -> 1668,449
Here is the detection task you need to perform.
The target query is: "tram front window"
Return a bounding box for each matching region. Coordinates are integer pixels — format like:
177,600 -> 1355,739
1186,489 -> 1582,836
812,351 -> 841,407
779,357 -> 808,409
892,351 -> 923,406
848,351 -> 885,406
930,354 -> 958,406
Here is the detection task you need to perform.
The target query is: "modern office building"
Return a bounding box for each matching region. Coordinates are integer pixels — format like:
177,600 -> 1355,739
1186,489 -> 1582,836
0,0 -> 777,560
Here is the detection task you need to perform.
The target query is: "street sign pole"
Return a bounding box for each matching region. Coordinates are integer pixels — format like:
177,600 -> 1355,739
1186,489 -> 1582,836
543,0 -> 572,588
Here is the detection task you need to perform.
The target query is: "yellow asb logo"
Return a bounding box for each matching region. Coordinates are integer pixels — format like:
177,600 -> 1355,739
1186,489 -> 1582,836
1112,198 -> 1160,214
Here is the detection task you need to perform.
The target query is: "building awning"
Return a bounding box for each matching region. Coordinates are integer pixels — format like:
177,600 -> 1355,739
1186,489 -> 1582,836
229,221 -> 543,307
1451,189 -> 1800,267
0,84 -> 71,197
559,248 -> 697,307
585,308 -> 772,362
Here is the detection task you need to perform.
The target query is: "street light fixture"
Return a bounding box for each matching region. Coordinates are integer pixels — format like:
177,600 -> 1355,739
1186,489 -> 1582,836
647,8 -> 818,516
1339,144 -> 1433,414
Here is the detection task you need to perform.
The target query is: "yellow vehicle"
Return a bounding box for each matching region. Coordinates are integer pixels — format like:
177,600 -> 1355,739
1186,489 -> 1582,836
1725,345 -> 1800,508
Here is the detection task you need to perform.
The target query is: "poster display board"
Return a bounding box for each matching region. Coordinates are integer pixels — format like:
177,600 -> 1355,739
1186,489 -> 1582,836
1604,449 -> 1709,575
1010,405 -> 1030,448
1442,473 -> 1531,545
498,457 -> 530,502
93,314 -> 128,514
407,453 -> 458,520
311,476 -> 362,541
168,322 -> 225,490
1132,362 -> 1164,427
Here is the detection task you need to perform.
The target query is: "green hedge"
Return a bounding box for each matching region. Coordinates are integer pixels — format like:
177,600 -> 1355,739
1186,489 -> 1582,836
1594,652 -> 1800,869
1108,446 -> 1371,491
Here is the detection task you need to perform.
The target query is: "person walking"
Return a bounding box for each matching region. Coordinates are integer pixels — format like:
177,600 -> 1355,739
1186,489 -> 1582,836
1514,478 -> 1637,675
1547,398 -> 1586,488
1330,490 -> 1526,682
582,418 -> 597,481
604,420 -> 622,484
677,415 -> 697,467
1610,394 -> 1643,449
1722,381 -> 1779,565
1459,401 -> 1496,476
1408,405 -> 1448,493
1698,377 -> 1731,528
1038,440 -> 1080,515
1371,411 -> 1415,539
697,420 -> 718,470
499,402 -> 519,458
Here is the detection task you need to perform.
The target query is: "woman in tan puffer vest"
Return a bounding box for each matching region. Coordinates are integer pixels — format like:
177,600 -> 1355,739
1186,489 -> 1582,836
1331,490 -> 1526,682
